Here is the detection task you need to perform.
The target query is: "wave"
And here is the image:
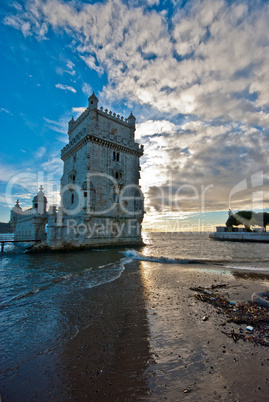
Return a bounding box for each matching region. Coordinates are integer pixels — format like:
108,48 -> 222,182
121,250 -> 269,271
121,249 -> 208,264
0,262 -> 125,309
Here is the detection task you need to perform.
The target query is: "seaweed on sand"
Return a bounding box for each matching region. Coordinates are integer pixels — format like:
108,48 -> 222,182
190,285 -> 269,346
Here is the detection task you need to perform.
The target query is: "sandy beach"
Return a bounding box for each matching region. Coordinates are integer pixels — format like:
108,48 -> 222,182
1,260 -> 269,401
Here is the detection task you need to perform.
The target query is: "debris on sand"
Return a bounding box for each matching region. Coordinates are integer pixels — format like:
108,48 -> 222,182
190,285 -> 269,346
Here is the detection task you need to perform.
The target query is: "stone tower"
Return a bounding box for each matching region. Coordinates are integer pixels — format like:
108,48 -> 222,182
47,92 -> 144,248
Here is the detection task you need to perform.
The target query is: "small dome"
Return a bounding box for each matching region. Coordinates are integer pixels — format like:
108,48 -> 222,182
12,200 -> 22,211
32,186 -> 47,204
89,91 -> 98,101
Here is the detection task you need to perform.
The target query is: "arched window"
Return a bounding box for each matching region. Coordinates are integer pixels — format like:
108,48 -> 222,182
71,193 -> 74,204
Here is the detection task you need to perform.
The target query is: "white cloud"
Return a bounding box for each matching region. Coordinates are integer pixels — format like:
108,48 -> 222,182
80,55 -> 103,74
136,120 -> 177,140
34,146 -> 46,159
43,116 -> 69,135
72,107 -> 86,117
66,60 -> 75,75
1,107 -> 12,115
41,157 -> 63,174
146,0 -> 160,5
82,82 -> 92,95
55,83 -> 76,93
56,60 -> 76,76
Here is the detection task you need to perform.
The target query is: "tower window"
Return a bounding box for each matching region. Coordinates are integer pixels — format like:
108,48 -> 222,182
91,101 -> 93,104
113,151 -> 120,161
71,194 -> 74,204
113,193 -> 119,203
115,172 -> 119,179
84,192 -> 87,197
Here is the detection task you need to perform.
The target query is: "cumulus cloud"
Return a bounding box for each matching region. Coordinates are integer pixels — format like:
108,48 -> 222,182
55,83 -> 76,93
4,0 -> 269,220
139,119 -> 269,215
7,0 -> 269,124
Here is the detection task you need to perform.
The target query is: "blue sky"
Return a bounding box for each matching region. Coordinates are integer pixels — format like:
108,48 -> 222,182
0,0 -> 269,231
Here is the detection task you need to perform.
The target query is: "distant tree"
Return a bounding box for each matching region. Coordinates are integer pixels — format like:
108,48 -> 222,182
235,210 -> 256,231
226,213 -> 239,229
255,212 -> 269,232
226,210 -> 257,231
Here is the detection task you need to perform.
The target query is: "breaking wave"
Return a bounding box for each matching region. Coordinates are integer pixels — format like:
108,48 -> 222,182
121,249 -> 208,264
121,250 -> 269,272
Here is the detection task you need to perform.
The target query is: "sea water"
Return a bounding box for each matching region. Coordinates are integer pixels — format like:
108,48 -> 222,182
0,232 -> 268,377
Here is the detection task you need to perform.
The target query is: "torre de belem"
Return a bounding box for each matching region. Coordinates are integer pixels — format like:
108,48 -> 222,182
10,92 -> 144,249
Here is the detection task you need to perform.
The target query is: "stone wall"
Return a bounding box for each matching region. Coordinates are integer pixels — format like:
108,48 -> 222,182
14,214 -> 47,241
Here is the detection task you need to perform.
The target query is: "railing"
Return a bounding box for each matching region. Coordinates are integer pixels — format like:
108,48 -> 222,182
0,235 -> 41,253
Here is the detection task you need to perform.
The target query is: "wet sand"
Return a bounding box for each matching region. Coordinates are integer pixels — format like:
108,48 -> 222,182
1,260 -> 269,401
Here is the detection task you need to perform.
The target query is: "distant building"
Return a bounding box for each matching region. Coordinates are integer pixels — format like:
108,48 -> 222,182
10,187 -> 47,241
10,92 -> 144,249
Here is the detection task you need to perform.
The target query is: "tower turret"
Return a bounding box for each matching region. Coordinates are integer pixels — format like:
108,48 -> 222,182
10,200 -> 22,231
32,185 -> 47,215
68,116 -> 75,136
127,111 -> 136,127
88,91 -> 98,110
127,111 -> 136,140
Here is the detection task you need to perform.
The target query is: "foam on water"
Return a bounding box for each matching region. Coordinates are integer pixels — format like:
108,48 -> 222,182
121,249 -> 208,264
121,244 -> 269,273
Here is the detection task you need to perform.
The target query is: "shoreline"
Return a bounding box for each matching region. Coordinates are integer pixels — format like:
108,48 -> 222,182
1,260 -> 269,400
24,240 -> 145,254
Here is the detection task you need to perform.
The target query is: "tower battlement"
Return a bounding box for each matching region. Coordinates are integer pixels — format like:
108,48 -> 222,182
48,91 -> 144,248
